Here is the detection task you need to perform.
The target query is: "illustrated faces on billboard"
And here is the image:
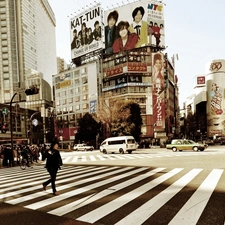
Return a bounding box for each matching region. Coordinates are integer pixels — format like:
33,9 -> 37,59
104,0 -> 165,54
70,6 -> 104,59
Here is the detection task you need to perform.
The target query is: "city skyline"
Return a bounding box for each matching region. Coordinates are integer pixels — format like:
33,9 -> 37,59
48,0 -> 225,107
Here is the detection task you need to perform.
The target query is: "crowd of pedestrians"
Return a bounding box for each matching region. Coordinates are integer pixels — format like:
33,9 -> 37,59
0,144 -> 47,168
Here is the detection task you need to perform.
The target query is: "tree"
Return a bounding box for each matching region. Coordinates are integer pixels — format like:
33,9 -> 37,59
95,98 -> 142,141
76,113 -> 101,144
111,100 -> 142,142
185,112 -> 197,140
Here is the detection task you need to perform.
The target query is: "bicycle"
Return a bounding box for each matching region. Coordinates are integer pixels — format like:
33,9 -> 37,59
19,154 -> 32,170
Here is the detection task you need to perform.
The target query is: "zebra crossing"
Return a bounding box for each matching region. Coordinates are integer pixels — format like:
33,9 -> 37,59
59,150 -> 225,164
0,165 -> 225,224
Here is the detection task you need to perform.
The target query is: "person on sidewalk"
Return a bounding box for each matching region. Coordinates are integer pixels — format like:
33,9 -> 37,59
42,141 -> 63,196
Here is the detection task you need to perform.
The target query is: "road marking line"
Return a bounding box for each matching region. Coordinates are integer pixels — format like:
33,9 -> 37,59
115,169 -> 203,225
72,156 -> 79,162
24,167 -> 130,210
89,155 -> 97,161
77,168 -> 184,224
168,169 -> 223,225
48,167 -> 157,216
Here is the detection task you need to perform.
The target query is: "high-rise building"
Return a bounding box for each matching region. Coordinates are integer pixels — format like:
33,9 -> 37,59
0,0 -> 57,103
57,57 -> 68,73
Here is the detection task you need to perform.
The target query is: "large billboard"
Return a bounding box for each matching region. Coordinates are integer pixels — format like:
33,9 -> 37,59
152,52 -> 165,129
70,4 -> 104,60
206,59 -> 225,137
104,0 -> 165,54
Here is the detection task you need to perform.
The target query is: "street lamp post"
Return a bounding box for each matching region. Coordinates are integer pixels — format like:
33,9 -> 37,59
10,92 -> 18,166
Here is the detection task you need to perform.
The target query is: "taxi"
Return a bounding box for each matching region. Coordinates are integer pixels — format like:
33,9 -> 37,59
166,139 -> 207,152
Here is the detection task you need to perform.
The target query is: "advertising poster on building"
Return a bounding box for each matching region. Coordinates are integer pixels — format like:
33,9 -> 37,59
104,0 -> 165,54
152,52 -> 165,129
70,5 -> 104,60
147,1 -> 165,48
55,73 -> 72,89
90,100 -> 97,114
206,60 -> 225,137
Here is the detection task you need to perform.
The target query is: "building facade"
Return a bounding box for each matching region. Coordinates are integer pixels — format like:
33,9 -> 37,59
0,0 -> 56,104
51,0 -> 178,146
101,47 -> 178,144
181,59 -> 225,141
52,61 -> 99,146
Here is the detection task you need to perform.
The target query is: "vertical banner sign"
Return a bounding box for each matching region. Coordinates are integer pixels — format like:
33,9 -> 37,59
70,4 -> 104,60
152,52 -> 165,129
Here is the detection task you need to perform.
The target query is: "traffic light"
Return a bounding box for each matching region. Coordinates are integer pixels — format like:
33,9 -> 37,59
1,123 -> 7,133
25,87 -> 39,95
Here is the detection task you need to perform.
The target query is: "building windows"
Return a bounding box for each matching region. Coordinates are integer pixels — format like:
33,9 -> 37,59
82,77 -> 87,84
83,103 -> 88,109
56,108 -> 61,114
68,106 -> 73,112
82,85 -> 88,92
81,67 -> 87,74
75,79 -> 80,85
69,97 -> 73,103
75,87 -> 80,93
75,96 -> 80,102
83,94 -> 87,100
76,105 -> 80,110
62,99 -> 66,105
69,114 -> 75,120
74,70 -> 80,76
69,89 -> 73,95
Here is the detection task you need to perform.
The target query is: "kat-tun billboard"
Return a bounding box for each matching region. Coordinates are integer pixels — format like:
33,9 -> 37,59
70,0 -> 165,60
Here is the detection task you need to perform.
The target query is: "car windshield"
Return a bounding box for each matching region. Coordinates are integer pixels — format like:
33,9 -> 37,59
188,140 -> 196,144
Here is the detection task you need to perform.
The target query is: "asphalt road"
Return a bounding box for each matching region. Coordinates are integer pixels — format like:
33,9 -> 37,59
59,145 -> 225,169
1,145 -> 225,225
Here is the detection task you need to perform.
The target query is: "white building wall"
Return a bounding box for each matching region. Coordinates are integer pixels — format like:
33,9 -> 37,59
35,0 -> 57,89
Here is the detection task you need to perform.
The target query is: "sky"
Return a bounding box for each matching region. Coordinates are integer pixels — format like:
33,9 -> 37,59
48,0 -> 225,107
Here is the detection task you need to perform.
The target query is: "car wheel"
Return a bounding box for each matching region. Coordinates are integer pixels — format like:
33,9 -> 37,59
119,148 -> 124,154
103,149 -> 107,154
193,146 -> 198,151
172,147 -> 177,152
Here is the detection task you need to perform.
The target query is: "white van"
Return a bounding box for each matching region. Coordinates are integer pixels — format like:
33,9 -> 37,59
100,136 -> 138,154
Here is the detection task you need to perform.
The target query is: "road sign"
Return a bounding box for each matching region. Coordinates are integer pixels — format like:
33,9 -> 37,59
2,107 -> 8,115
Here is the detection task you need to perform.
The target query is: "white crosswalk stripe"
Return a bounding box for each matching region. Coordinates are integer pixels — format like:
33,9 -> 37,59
59,151 -> 225,164
0,165 -> 225,224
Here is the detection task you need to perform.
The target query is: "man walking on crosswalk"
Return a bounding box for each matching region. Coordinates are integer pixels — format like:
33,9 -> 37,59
42,141 -> 63,196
